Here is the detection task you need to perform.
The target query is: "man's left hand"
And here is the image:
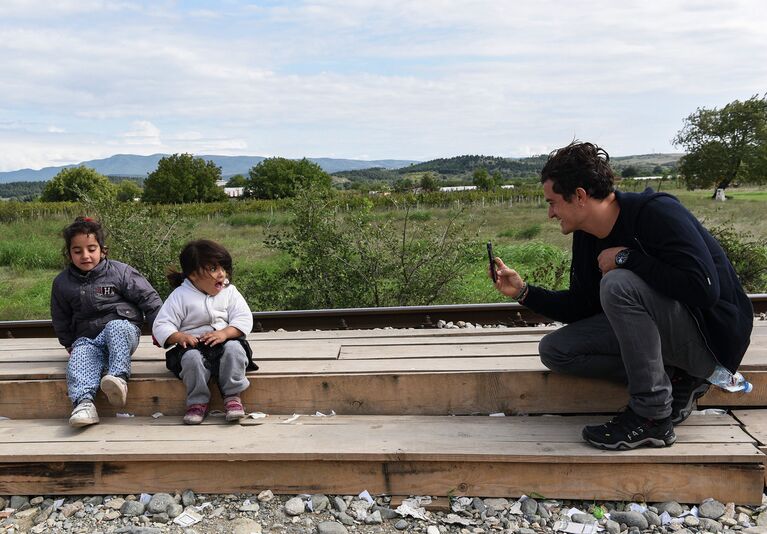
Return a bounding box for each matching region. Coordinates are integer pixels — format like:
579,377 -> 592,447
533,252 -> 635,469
597,247 -> 627,275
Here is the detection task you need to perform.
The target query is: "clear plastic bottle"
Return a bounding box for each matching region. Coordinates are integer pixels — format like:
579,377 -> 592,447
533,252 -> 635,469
708,364 -> 753,393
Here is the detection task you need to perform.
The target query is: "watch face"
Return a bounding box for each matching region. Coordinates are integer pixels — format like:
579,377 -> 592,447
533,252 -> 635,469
616,249 -> 629,265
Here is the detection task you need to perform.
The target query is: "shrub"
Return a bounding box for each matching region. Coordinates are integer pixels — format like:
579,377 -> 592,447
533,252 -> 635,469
498,223 -> 542,240
265,186 -> 478,308
708,224 -> 767,293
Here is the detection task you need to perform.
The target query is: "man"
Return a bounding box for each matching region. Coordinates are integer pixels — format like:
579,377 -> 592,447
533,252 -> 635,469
493,141 -> 753,450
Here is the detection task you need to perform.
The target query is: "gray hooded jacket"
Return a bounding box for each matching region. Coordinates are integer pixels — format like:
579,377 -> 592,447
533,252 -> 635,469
51,258 -> 162,349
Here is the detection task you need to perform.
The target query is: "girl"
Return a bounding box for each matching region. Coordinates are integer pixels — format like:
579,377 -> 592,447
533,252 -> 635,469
51,217 -> 163,427
152,239 -> 256,424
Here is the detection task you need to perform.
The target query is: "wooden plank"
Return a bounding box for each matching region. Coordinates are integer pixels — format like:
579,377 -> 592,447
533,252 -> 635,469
0,460 -> 761,503
0,342 -> 342,362
339,342 -> 540,359
0,417 -> 760,464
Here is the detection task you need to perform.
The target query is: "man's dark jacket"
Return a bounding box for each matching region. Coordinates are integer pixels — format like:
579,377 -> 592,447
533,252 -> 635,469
524,189 -> 753,373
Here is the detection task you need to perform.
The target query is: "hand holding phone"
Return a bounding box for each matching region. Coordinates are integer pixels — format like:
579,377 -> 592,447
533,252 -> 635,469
487,241 -> 497,283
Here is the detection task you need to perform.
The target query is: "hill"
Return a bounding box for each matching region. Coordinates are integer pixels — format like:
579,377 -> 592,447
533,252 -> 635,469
0,154 -> 420,184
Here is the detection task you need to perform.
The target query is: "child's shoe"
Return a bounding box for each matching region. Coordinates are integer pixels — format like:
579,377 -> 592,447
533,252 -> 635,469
100,375 -> 128,407
224,396 -> 246,422
183,403 -> 208,425
69,400 -> 99,427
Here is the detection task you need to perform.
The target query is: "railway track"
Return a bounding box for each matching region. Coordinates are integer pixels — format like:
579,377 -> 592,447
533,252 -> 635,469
2,294 -> 766,338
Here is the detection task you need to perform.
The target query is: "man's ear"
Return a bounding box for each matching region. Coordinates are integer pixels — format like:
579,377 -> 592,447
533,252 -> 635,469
574,187 -> 588,204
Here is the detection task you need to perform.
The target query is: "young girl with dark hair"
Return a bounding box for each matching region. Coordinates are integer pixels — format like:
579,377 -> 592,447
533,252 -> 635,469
51,217 -> 162,427
152,239 -> 256,424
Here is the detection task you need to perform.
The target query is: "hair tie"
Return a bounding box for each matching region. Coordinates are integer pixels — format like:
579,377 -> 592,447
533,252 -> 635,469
83,217 -> 94,222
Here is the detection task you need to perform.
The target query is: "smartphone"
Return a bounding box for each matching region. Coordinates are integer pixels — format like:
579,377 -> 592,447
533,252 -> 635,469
487,241 -> 497,283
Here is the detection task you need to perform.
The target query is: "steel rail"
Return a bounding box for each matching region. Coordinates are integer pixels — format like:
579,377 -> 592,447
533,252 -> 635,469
1,294 -> 765,338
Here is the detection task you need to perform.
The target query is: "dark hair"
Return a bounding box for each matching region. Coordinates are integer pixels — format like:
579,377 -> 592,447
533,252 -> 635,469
540,141 -> 615,201
167,239 -> 233,288
62,216 -> 107,260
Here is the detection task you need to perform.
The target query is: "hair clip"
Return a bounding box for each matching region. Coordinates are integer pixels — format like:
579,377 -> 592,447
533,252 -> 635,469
83,217 -> 94,222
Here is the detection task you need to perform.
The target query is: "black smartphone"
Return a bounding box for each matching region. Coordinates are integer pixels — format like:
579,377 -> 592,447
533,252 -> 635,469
487,241 -> 497,283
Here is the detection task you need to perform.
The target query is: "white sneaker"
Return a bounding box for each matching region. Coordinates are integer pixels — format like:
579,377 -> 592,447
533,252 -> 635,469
69,400 -> 99,427
100,375 -> 128,407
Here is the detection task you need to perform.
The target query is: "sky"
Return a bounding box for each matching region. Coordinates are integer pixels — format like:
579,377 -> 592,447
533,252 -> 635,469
0,0 -> 765,172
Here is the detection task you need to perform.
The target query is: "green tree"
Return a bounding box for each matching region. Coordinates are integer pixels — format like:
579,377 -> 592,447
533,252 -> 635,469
226,174 -> 247,187
673,95 -> 767,194
40,166 -> 114,202
115,180 -> 143,202
419,172 -> 439,192
142,153 -> 226,204
245,157 -> 331,199
621,166 -> 639,179
393,178 -> 413,193
472,167 -> 495,191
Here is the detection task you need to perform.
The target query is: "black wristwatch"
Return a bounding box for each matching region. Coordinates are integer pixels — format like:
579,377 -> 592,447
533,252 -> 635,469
615,248 -> 631,267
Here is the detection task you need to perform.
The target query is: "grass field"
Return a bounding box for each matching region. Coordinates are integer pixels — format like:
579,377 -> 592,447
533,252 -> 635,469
1,184 -> 765,320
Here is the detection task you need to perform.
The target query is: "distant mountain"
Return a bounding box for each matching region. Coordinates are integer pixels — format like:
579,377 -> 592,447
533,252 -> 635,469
0,154 -> 420,183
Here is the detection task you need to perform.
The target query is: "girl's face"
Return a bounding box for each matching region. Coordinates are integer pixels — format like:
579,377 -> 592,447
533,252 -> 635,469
188,263 -> 228,296
69,233 -> 104,272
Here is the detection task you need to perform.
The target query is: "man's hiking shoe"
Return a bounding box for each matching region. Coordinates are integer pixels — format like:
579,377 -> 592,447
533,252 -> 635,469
670,372 -> 710,425
69,400 -> 99,428
582,407 -> 676,450
224,395 -> 246,422
183,403 -> 209,425
100,374 -> 128,407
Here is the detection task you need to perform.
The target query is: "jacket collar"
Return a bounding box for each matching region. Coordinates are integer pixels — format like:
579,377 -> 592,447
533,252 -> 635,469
68,258 -> 109,281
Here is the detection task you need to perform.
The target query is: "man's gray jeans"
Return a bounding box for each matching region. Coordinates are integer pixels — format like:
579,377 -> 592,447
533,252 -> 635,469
538,269 -> 717,419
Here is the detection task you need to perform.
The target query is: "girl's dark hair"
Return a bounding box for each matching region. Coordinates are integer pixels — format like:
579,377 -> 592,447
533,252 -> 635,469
540,141 -> 616,200
167,239 -> 233,288
62,216 -> 107,259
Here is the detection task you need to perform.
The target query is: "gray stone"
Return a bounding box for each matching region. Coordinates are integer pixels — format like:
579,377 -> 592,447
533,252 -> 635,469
34,506 -> 54,525
239,501 -> 260,513
167,504 -> 183,519
571,513 -> 596,524
484,498 -> 510,511
684,515 -> 700,527
14,507 -> 40,519
60,502 -> 83,518
700,499 -> 727,520
364,510 -> 382,524
610,511 -> 649,530
517,529 -> 537,534
743,528 -> 767,534
181,490 -> 196,507
331,497 -> 348,514
644,511 -> 661,527
394,519 -> 408,530
106,497 -> 126,510
284,497 -> 306,516
0,496 -> 5,510
257,490 -> 274,503
700,518 -> 724,532
472,497 -> 487,514
348,500 -> 372,520
756,511 -> 767,527
311,495 -> 330,513
152,513 -> 170,524
656,501 -> 684,517
605,519 -> 621,534
426,526 -> 440,534
147,493 -> 174,514
29,497 -> 43,506
114,528 -> 162,534
10,496 -> 30,511
105,510 -> 121,521
538,505 -> 551,521
231,518 -> 263,534
85,496 -> 103,507
521,498 -> 538,516
120,501 -> 145,517
337,512 -> 355,526
372,506 -> 398,520
316,521 -> 349,534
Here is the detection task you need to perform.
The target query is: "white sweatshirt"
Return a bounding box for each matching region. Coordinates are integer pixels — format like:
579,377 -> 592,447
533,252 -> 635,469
152,278 -> 253,348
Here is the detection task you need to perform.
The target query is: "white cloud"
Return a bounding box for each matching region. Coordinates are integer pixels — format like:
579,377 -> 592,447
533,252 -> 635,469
0,0 -> 765,169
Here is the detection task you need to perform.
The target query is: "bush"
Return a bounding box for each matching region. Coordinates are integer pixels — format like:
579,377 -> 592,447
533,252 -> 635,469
0,239 -> 62,269
498,223 -> 542,240
226,213 -> 272,227
505,241 -> 571,290
709,224 -> 767,293
82,194 -> 192,298
265,186 -> 478,308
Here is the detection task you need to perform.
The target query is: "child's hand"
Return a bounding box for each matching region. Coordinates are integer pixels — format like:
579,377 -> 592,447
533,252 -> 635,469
199,329 -> 228,347
174,332 -> 200,349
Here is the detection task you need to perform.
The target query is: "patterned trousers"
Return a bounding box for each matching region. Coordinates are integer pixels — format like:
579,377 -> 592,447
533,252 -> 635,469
67,319 -> 141,405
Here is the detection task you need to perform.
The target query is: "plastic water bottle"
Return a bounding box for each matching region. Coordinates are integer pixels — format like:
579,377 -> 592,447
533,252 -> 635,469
708,364 -> 753,393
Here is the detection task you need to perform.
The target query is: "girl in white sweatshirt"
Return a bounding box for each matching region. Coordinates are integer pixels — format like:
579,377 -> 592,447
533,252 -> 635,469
152,240 -> 256,424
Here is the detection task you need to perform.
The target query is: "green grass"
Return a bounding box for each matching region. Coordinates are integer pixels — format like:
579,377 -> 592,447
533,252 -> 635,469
2,185 -> 766,319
